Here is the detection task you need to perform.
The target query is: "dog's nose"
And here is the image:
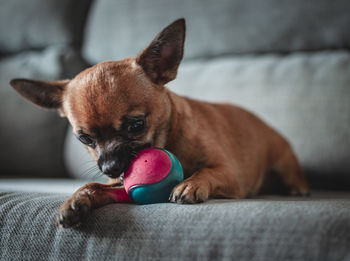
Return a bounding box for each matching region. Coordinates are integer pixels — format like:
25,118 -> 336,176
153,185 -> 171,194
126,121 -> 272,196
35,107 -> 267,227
101,160 -> 122,177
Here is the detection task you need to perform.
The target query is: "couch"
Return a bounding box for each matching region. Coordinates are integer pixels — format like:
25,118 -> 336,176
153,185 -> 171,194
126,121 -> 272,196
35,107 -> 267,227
0,0 -> 349,260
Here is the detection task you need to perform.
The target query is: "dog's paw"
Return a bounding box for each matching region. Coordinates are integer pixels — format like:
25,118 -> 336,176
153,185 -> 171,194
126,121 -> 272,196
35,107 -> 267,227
56,195 -> 91,228
289,186 -> 310,197
170,180 -> 209,204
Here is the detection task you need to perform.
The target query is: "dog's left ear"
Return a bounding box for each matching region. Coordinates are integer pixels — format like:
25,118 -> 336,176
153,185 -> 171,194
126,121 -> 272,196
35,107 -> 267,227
136,18 -> 186,85
9,79 -> 69,115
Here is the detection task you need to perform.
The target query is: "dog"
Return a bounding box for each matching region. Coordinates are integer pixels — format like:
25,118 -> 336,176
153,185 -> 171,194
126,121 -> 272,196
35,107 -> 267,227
10,19 -> 309,228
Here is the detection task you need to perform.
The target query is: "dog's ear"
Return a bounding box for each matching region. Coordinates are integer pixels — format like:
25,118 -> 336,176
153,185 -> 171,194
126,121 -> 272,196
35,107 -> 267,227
136,18 -> 185,85
10,79 -> 69,111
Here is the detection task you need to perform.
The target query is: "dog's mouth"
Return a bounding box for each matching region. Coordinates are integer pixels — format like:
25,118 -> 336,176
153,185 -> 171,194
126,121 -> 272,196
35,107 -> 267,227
124,142 -> 152,169
100,142 -> 151,179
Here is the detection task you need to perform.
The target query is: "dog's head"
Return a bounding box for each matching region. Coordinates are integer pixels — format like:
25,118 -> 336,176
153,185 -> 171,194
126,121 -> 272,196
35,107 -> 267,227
10,19 -> 185,178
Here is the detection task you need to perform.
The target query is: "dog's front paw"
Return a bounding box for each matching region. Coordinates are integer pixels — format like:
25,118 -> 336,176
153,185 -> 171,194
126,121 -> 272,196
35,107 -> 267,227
170,180 -> 209,204
289,186 -> 310,197
56,194 -> 91,228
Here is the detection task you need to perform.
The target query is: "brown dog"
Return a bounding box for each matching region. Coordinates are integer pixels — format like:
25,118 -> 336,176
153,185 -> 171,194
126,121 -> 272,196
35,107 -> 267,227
10,19 -> 309,228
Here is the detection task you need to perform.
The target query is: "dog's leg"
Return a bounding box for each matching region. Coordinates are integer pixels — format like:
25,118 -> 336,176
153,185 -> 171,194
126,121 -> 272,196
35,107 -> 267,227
170,167 -> 244,204
56,183 -> 131,228
271,146 -> 310,196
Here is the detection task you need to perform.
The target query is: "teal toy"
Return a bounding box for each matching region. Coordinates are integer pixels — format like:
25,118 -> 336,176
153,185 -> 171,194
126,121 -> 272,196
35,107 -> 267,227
123,148 -> 184,204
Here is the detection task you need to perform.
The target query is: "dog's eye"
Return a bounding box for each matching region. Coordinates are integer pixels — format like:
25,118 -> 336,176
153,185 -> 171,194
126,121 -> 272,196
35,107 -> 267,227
127,120 -> 145,133
78,134 -> 95,146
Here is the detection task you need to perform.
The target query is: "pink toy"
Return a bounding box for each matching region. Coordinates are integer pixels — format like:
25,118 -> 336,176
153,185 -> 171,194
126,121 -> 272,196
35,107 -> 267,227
123,148 -> 184,204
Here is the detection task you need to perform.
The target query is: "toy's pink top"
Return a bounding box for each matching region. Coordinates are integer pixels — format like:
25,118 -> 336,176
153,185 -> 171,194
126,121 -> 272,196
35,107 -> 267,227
123,148 -> 172,191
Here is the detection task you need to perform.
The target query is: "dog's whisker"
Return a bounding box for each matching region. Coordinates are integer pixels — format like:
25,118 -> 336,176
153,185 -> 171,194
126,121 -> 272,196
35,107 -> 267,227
82,165 -> 98,173
83,169 -> 98,177
81,165 -> 103,179
86,169 -> 101,177
77,160 -> 97,168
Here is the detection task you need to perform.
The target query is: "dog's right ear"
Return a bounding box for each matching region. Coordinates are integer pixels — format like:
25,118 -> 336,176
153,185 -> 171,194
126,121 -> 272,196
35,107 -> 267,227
10,79 -> 69,111
136,18 -> 186,85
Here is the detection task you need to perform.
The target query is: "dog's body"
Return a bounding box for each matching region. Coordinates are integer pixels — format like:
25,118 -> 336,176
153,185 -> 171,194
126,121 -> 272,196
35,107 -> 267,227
10,19 -> 309,228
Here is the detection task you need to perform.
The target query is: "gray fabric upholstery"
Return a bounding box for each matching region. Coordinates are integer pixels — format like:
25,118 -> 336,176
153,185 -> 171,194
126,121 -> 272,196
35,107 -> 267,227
0,0 -> 91,54
0,189 -> 349,260
83,0 -> 350,64
0,178 -> 87,193
0,47 -> 86,177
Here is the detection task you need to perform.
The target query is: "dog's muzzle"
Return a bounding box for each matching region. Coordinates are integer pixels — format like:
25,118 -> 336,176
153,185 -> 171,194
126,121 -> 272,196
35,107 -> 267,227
97,142 -> 152,178
100,159 -> 125,178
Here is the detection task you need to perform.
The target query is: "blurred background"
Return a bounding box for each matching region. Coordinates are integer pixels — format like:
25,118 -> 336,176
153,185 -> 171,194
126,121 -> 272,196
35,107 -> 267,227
0,0 -> 349,190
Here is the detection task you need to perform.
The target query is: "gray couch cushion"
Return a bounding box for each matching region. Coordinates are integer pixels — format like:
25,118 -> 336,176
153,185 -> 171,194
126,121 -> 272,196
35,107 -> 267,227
0,178 -> 87,193
0,47 -> 87,177
0,189 -> 349,260
0,0 -> 91,54
83,0 -> 350,63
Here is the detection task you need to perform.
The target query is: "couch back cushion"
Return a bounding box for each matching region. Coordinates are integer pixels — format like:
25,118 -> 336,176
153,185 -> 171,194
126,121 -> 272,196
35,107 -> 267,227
0,0 -> 91,54
167,51 -> 350,189
0,47 -> 86,177
83,0 -> 350,64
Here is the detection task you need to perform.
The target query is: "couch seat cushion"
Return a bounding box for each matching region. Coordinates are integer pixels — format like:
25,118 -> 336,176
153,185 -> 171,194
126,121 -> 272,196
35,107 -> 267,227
0,184 -> 349,260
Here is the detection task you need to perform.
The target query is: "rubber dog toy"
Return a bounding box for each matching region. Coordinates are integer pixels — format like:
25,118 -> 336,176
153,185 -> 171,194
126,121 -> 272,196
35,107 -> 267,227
123,148 -> 184,204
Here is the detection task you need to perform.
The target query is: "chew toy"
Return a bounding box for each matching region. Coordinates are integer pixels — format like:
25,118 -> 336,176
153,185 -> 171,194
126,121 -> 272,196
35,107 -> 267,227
123,148 -> 184,204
